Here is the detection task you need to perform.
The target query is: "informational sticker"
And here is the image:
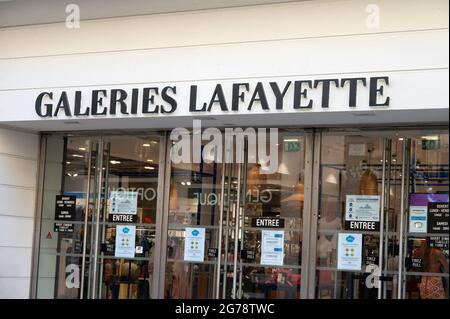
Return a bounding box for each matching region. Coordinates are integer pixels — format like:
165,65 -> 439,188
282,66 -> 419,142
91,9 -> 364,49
261,230 -> 284,266
337,233 -> 363,271
409,206 -> 428,233
115,225 -> 136,258
345,195 -> 380,231
427,202 -> 449,233
109,191 -> 138,223
184,228 -> 205,262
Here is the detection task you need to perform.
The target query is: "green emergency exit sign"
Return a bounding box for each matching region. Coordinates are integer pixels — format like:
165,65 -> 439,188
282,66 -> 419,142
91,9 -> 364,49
284,140 -> 301,152
422,138 -> 440,150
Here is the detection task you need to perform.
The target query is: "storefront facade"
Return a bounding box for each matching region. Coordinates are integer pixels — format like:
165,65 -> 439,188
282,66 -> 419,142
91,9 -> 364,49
0,0 -> 448,299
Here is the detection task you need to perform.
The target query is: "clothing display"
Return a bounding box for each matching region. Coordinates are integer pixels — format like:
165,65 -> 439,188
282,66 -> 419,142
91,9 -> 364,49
419,276 -> 446,299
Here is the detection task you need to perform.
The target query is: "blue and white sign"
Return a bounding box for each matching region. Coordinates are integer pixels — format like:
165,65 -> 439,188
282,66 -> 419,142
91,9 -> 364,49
184,227 -> 205,262
115,225 -> 136,258
337,233 -> 363,271
409,206 -> 428,233
261,230 -> 284,266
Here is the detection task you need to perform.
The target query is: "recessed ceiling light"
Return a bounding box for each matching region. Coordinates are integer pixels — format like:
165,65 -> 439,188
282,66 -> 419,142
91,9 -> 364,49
146,159 -> 153,162
73,173 -> 78,177
186,181 -> 191,186
143,143 -> 151,147
66,161 -> 71,164
110,160 -> 121,165
78,147 -> 86,151
144,166 -> 155,170
181,181 -> 186,186
151,141 -> 158,145
72,154 -> 83,158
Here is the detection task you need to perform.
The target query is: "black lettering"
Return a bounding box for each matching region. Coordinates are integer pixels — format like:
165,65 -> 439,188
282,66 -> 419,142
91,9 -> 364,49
207,84 -> 228,112
248,82 -> 269,110
35,92 -> 53,117
110,89 -> 128,115
189,85 -> 206,112
232,83 -> 249,111
341,78 -> 367,107
142,87 -> 159,114
54,91 -> 72,117
270,81 -> 291,110
74,91 -> 89,116
161,86 -> 177,113
314,79 -> 339,108
91,90 -> 108,115
370,77 -> 390,106
293,80 -> 313,109
130,88 -> 139,114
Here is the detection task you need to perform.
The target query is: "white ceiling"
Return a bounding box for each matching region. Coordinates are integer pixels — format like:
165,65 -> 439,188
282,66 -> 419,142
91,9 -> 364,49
4,109 -> 448,133
0,0 -> 305,28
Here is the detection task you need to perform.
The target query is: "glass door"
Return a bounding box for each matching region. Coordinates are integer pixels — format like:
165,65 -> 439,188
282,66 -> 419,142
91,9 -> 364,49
163,130 -> 311,299
88,135 -> 165,299
35,134 -> 166,299
222,132 -> 310,299
311,130 -> 449,299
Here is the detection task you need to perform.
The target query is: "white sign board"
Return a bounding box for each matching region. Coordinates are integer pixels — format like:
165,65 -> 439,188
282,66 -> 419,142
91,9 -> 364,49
261,230 -> 284,266
409,206 -> 428,233
337,233 -> 362,271
346,195 -> 380,222
115,225 -> 136,258
110,191 -> 138,215
184,227 -> 205,262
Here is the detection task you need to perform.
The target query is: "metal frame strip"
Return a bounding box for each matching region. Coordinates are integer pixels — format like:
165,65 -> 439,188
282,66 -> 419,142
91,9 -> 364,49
80,140 -> 93,299
300,132 -> 314,299
29,134 -> 47,299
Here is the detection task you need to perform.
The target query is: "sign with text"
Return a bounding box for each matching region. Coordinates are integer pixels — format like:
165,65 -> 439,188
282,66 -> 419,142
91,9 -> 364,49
207,248 -> 218,258
54,223 -> 74,233
251,217 -> 285,228
428,236 -> 449,251
337,233 -> 363,271
427,202 -> 449,233
261,230 -> 284,266
184,228 -> 205,262
109,191 -> 138,223
345,195 -> 380,231
409,206 -> 428,233
115,225 -> 136,258
54,195 -> 76,220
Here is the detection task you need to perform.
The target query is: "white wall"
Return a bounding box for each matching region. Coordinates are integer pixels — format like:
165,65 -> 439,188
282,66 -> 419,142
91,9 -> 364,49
0,127 -> 40,298
0,0 -> 448,131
